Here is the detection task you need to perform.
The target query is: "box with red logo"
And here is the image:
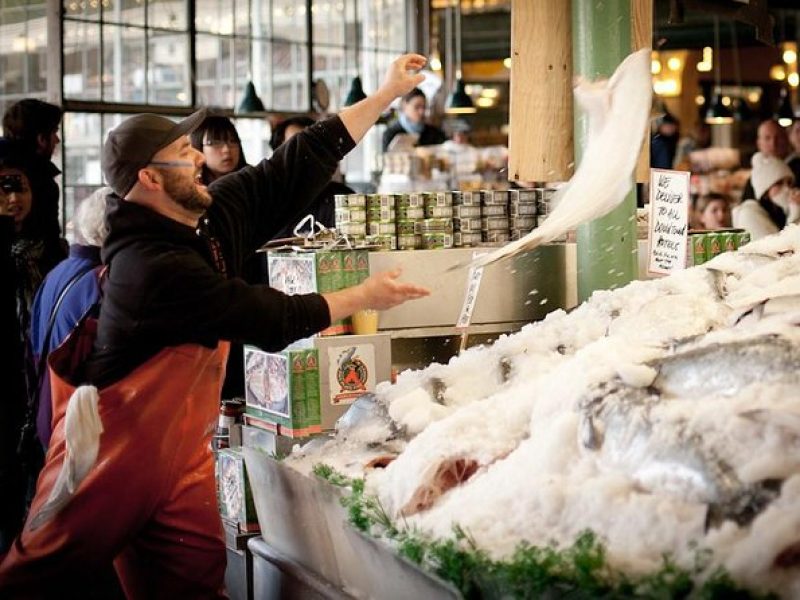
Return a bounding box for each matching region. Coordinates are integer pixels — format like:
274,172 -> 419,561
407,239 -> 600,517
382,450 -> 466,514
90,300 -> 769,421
312,333 -> 392,431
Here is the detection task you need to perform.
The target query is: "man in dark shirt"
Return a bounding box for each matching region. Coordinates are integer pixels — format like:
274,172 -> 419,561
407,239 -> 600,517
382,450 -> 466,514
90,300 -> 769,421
382,87 -> 446,151
0,54 -> 430,598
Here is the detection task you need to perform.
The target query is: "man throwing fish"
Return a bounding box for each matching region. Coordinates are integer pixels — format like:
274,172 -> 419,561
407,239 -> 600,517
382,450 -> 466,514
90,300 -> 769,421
0,54 -> 430,598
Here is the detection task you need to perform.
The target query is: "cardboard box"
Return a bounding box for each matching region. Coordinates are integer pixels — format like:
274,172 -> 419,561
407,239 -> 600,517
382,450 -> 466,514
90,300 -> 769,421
217,448 -> 259,532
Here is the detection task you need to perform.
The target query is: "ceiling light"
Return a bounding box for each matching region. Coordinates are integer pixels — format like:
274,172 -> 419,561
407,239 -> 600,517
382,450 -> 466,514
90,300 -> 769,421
651,59 -> 662,75
503,57 -> 511,69
667,57 -> 681,71
695,94 -> 705,106
784,49 -> 797,65
481,88 -> 499,99
789,73 -> 800,88
771,65 -> 787,81
476,97 -> 494,108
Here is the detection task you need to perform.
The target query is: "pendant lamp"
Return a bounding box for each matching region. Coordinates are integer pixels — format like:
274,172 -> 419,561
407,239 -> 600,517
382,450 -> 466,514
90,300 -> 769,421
705,17 -> 733,125
776,88 -> 795,127
237,80 -> 266,113
343,0 -> 366,106
445,0 -> 475,114
733,97 -> 753,122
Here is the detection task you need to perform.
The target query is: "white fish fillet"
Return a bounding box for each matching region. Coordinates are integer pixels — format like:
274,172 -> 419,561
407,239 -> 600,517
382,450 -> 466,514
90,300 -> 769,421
28,385 -> 103,531
471,48 -> 652,269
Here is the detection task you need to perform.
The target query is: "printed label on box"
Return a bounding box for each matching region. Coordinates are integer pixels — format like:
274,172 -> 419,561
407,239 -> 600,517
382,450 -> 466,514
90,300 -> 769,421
327,343 -> 376,405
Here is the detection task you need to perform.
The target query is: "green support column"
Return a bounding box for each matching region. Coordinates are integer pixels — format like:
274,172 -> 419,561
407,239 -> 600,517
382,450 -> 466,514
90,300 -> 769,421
572,0 -> 639,303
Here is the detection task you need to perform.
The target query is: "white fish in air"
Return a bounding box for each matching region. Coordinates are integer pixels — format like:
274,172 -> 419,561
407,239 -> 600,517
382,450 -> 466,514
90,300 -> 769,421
471,48 -> 652,269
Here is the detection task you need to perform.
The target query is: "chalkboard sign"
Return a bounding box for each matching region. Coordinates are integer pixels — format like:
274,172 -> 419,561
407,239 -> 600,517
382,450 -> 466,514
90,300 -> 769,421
647,169 -> 690,275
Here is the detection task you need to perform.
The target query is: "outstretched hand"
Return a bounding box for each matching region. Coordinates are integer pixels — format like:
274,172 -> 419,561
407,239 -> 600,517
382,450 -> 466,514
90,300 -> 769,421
361,267 -> 430,310
379,54 -> 427,100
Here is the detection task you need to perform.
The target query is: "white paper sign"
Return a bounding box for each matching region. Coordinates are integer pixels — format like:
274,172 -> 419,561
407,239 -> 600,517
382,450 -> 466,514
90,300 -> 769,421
647,169 -> 690,275
456,252 -> 487,329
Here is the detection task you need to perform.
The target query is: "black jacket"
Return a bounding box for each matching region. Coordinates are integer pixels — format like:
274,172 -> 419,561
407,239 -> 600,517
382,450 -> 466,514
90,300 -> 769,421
382,120 -> 446,152
84,116 -> 355,388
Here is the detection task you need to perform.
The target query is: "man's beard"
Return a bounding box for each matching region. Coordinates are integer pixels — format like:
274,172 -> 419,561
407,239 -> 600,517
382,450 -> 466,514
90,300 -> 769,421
159,168 -> 212,214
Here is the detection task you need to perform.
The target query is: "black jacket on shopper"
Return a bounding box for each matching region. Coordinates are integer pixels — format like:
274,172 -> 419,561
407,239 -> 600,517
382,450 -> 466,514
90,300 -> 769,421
84,116 -> 355,389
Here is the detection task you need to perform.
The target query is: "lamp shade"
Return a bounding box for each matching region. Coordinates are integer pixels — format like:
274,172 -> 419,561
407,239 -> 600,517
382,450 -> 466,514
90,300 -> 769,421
776,89 -> 795,127
237,81 -> 265,113
705,93 -> 733,125
445,78 -> 476,114
733,97 -> 753,122
344,76 -> 367,107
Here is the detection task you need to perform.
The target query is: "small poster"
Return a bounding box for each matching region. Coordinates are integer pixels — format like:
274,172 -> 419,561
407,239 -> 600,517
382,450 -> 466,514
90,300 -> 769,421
647,168 -> 690,275
328,343 -> 376,405
244,347 -> 289,418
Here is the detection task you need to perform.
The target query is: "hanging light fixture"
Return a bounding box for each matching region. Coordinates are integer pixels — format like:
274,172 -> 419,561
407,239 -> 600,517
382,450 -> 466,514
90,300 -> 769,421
705,16 -> 733,125
343,0 -> 367,106
776,88 -> 795,127
445,0 -> 476,114
237,80 -> 265,113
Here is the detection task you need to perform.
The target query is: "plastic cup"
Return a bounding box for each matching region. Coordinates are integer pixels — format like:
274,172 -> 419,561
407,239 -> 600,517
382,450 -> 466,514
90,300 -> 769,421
352,309 -> 379,335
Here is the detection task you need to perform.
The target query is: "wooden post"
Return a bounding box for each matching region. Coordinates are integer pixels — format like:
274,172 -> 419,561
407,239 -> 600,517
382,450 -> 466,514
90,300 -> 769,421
632,0 -> 652,184
508,0 -> 573,183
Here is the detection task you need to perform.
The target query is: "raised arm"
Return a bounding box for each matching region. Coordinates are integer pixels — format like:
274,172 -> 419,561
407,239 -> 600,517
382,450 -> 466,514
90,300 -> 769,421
339,54 -> 427,145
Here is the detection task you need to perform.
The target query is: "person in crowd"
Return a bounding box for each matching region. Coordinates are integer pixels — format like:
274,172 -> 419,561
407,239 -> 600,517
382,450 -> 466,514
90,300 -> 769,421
673,121 -> 711,171
0,138 -> 65,553
650,112 -> 680,170
0,53 -> 431,597
741,119 -> 800,201
189,115 -> 248,186
733,152 -> 800,240
788,118 -> 800,161
695,192 -> 732,230
29,187 -> 111,450
382,87 -> 446,151
2,99 -> 68,267
269,114 -> 354,238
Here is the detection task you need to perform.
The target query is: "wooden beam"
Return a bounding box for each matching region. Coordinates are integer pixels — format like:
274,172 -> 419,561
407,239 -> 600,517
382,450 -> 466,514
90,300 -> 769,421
508,0 -> 573,183
632,0 -> 652,184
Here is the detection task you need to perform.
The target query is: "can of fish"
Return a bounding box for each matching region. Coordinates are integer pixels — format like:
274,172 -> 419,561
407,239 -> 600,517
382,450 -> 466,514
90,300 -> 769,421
453,205 -> 482,218
420,218 -> 454,233
510,229 -> 531,241
454,231 -> 483,247
421,233 -> 453,249
481,204 -> 509,217
453,217 -> 481,232
510,202 -> 538,217
425,205 -> 454,219
334,194 -> 349,208
705,231 -> 723,260
510,216 -> 536,230
458,191 -> 482,206
511,189 -> 539,203
403,193 -> 427,208
397,234 -> 420,249
365,234 -> 397,251
339,222 -> 367,236
688,232 -> 706,265
483,231 -> 510,243
736,230 -> 751,248
335,193 -> 366,208
368,221 -> 396,235
482,190 -> 510,205
396,206 -> 424,220
367,194 -> 397,209
481,216 -> 510,230
335,207 -> 367,224
720,230 -> 737,253
427,192 -> 454,207
367,206 -> 396,222
396,220 -> 418,235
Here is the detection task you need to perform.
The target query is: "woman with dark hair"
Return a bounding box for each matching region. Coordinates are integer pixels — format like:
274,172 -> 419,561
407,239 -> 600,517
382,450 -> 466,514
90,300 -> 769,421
190,115 -> 248,185
382,87 -> 446,151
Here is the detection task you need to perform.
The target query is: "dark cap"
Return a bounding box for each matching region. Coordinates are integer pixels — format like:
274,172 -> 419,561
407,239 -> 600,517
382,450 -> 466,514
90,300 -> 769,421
102,108 -> 208,197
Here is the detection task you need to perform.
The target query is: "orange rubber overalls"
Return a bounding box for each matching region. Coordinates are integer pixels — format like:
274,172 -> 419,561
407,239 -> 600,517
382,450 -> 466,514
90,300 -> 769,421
0,315 -> 230,599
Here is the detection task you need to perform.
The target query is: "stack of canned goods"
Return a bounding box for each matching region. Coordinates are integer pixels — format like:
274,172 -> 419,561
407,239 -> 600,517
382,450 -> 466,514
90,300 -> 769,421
334,194 -> 367,244
365,194 -> 397,250
510,189 -> 538,240
397,193 -> 427,249
419,192 -> 455,249
481,190 -> 510,243
453,191 -> 483,247
688,228 -> 750,266
536,187 -> 566,242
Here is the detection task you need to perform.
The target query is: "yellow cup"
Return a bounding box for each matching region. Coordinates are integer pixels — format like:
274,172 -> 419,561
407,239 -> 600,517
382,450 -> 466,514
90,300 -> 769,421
352,309 -> 379,335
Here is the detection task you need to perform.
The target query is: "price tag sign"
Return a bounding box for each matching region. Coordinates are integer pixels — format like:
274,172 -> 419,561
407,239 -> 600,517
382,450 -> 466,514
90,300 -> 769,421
647,168 -> 690,276
456,252 -> 487,329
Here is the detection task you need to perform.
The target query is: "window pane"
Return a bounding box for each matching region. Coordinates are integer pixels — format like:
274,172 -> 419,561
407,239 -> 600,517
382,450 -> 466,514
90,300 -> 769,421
252,38 -> 272,108
147,0 -> 187,31
273,0 -> 308,43
148,32 -> 190,105
313,45 -> 349,113
63,20 -> 101,100
252,0 -> 272,38
233,117 -> 271,168
62,0 -> 100,21
103,25 -> 146,103
313,0 -> 345,46
195,34 -> 235,107
105,0 -> 145,27
234,0 -> 250,36
272,41 -> 308,111
194,0 -> 233,34
64,113 -> 102,185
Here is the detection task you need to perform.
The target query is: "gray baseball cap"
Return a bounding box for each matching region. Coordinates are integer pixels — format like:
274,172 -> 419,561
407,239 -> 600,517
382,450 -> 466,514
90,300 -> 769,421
102,108 -> 208,197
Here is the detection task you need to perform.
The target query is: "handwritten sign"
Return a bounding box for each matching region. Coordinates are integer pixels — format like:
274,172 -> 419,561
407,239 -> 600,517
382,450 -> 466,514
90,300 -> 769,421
647,169 -> 690,275
456,252 -> 488,329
